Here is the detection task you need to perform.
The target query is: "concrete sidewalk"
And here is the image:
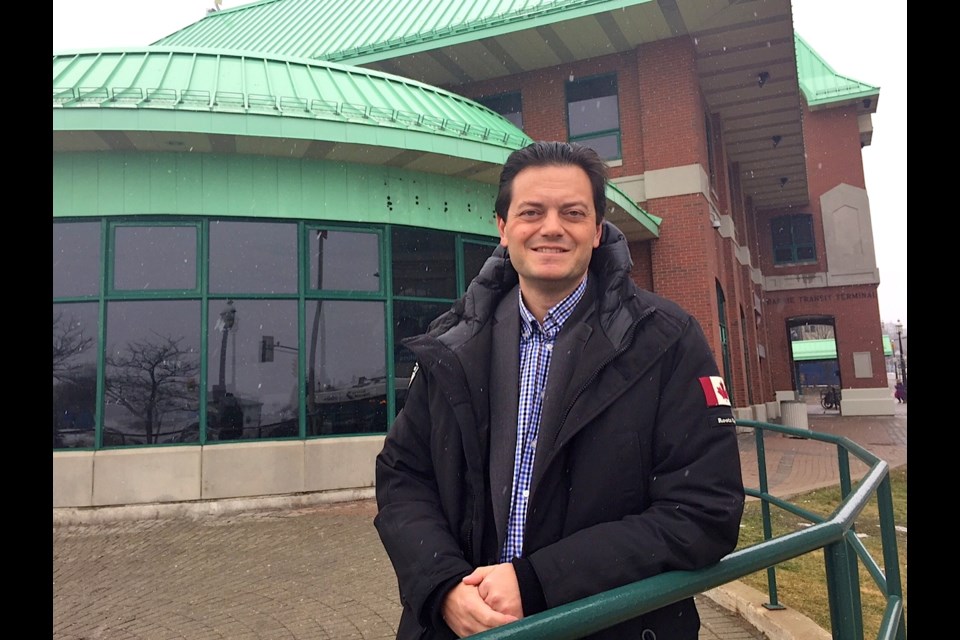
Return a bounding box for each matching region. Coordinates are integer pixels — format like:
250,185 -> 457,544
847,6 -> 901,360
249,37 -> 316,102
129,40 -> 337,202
53,402 -> 906,640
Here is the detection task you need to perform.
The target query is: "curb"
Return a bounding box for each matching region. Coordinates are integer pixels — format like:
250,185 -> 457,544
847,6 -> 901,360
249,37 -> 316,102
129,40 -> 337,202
705,582 -> 831,640
52,487 -> 376,525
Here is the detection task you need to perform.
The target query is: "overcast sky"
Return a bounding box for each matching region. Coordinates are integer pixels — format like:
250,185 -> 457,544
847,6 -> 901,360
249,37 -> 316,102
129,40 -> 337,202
53,0 -> 907,329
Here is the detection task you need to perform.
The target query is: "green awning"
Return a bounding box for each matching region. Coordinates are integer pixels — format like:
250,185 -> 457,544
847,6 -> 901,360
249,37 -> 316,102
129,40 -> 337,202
792,337 -> 893,361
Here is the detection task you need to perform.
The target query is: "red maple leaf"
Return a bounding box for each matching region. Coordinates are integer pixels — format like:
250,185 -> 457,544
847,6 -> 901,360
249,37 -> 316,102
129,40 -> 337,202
715,380 -> 729,400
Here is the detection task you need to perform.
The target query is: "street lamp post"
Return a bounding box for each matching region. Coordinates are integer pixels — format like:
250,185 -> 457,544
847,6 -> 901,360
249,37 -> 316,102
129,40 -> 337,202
214,300 -> 237,400
895,319 -> 906,401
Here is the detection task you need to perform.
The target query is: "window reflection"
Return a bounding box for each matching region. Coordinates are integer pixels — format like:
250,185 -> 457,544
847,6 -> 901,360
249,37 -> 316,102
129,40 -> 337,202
103,300 -> 200,446
209,220 -> 297,294
53,303 -> 99,449
205,299 -> 300,442
113,225 -> 197,291
392,227 -> 456,298
309,229 -> 381,292
393,301 -> 450,413
463,241 -> 497,287
305,300 -> 386,435
53,217 -> 498,450
53,222 -> 101,298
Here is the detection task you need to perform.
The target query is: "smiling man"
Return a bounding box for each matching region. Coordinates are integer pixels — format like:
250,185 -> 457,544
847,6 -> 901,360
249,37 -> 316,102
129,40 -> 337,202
375,141 -> 745,639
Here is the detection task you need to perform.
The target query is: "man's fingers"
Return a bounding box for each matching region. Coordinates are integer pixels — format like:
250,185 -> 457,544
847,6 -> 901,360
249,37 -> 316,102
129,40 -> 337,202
461,564 -> 496,586
443,581 -> 518,637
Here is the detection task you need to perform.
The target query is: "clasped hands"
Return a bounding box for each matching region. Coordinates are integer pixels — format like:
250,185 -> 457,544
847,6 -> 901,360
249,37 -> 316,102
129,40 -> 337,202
441,562 -> 523,637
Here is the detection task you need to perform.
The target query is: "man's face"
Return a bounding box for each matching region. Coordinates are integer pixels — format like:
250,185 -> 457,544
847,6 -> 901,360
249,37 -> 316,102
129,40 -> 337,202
498,164 -> 602,301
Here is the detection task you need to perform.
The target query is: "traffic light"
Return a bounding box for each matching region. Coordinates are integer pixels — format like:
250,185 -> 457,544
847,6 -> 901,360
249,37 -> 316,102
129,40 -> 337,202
260,335 -> 275,362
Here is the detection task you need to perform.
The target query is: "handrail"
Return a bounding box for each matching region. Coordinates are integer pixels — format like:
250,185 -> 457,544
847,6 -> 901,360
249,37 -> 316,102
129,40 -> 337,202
471,418 -> 907,640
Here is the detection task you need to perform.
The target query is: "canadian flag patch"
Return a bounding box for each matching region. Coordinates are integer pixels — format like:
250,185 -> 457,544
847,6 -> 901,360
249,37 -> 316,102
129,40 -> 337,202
699,376 -> 731,407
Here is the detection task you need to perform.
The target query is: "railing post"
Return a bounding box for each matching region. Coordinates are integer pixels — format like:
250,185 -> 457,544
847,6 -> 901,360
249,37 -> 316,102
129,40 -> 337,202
876,476 -> 907,640
824,538 -> 865,640
754,427 -> 785,610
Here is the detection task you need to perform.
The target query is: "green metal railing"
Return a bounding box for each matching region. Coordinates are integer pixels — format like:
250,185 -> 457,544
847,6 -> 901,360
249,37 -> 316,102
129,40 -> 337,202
472,419 -> 907,640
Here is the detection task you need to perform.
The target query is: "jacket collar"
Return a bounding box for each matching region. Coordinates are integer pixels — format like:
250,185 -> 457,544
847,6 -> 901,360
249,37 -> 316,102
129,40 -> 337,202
427,220 -> 648,351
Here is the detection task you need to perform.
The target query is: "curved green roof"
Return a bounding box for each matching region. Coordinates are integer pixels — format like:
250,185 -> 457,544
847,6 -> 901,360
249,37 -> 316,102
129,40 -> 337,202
53,47 -> 530,151
795,33 -> 880,108
52,47 -> 659,237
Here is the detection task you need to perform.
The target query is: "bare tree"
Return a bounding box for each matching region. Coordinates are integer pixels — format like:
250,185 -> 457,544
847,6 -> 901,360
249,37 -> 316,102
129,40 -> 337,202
53,311 -> 94,383
104,332 -> 200,444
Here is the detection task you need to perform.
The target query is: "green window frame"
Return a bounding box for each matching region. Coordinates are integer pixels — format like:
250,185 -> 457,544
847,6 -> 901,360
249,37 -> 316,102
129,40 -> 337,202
566,73 -> 621,161
771,213 -> 816,264
53,217 -> 495,451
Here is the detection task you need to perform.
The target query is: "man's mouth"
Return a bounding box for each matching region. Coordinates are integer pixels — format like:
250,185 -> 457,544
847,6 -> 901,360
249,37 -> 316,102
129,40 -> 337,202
533,247 -> 567,253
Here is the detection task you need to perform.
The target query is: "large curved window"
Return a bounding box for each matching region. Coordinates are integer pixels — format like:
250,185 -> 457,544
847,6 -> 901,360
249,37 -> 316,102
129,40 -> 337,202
52,218 -> 493,450
103,300 -> 201,446
113,224 -> 198,291
53,302 -> 99,449
206,299 -> 300,442
53,221 -> 100,298
210,220 -> 297,294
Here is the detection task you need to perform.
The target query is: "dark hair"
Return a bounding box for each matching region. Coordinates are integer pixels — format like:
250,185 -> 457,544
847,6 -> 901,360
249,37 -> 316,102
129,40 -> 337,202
494,141 -> 608,222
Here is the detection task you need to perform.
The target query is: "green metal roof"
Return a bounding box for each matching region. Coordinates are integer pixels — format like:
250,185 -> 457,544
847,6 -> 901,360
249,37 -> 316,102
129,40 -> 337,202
792,337 -> 892,361
153,0 -> 651,63
794,33 -> 880,108
52,47 -> 659,237
53,47 -> 529,150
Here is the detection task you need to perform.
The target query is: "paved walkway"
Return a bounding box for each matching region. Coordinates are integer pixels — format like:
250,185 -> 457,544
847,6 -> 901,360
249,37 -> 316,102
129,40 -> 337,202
53,401 -> 906,640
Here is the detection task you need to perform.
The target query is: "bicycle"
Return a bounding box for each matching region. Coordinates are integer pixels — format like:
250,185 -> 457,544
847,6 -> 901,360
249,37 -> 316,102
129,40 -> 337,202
819,386 -> 841,410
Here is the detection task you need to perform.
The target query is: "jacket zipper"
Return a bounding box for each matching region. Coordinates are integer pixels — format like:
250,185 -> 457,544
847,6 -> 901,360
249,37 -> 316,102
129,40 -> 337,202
551,306 -> 654,447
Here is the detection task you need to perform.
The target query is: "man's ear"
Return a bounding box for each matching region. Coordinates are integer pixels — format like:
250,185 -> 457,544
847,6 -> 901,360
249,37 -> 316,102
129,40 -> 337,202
593,222 -> 602,248
497,215 -> 508,247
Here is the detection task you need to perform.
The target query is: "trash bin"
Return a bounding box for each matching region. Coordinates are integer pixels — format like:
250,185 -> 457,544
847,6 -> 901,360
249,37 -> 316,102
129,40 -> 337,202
780,400 -> 809,432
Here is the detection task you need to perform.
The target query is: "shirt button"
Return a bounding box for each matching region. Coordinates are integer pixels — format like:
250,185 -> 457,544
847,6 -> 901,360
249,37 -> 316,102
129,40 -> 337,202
545,343 -> 553,351
522,490 -> 529,498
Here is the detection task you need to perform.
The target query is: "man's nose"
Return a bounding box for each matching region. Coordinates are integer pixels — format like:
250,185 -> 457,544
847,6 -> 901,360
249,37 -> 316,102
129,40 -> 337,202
539,210 -> 564,235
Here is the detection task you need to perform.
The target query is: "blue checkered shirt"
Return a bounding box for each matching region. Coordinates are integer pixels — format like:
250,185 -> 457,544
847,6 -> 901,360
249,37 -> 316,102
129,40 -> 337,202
501,276 -> 588,561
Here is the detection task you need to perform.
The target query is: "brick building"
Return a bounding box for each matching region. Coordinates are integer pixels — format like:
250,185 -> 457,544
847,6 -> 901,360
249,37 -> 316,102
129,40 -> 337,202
157,0 -> 890,416
53,0 -> 891,508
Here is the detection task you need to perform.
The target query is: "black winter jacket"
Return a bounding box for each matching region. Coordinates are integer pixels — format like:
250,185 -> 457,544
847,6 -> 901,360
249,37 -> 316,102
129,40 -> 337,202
375,222 -> 745,639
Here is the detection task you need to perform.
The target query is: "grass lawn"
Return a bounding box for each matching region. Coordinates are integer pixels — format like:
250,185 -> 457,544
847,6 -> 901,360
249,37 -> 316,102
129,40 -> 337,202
735,465 -> 907,638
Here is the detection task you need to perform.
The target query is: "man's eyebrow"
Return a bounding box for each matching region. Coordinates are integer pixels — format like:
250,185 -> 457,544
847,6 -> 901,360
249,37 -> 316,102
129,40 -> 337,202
513,199 -> 590,208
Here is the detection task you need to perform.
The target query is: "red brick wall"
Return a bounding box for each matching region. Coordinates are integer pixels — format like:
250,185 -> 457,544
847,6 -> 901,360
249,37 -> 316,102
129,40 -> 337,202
628,240 -> 654,291
452,52 -> 642,180
763,284 -> 886,391
637,38 -> 703,170
804,102 -> 867,192
756,100 -> 884,394
445,31 -> 888,406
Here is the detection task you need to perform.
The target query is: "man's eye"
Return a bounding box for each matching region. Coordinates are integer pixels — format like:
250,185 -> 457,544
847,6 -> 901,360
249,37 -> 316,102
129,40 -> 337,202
565,210 -> 587,218
519,210 -> 540,217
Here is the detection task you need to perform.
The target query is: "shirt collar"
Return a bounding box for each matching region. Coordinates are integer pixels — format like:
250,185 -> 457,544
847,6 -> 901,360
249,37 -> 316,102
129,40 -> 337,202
518,275 -> 588,339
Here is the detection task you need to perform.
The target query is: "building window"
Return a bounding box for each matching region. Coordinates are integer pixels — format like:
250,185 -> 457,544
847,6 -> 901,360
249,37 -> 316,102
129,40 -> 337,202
771,214 -> 816,264
112,224 -> 198,292
566,74 -> 620,161
52,217 -> 495,450
476,92 -> 523,130
717,281 -> 734,406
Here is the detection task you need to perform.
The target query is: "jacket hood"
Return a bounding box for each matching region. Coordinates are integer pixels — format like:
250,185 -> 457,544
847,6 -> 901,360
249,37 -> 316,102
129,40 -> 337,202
425,221 -> 642,344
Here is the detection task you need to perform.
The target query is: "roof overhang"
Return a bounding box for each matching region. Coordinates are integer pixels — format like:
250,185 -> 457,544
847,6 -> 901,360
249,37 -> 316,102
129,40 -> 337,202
342,0 -> 809,210
53,47 -> 658,240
